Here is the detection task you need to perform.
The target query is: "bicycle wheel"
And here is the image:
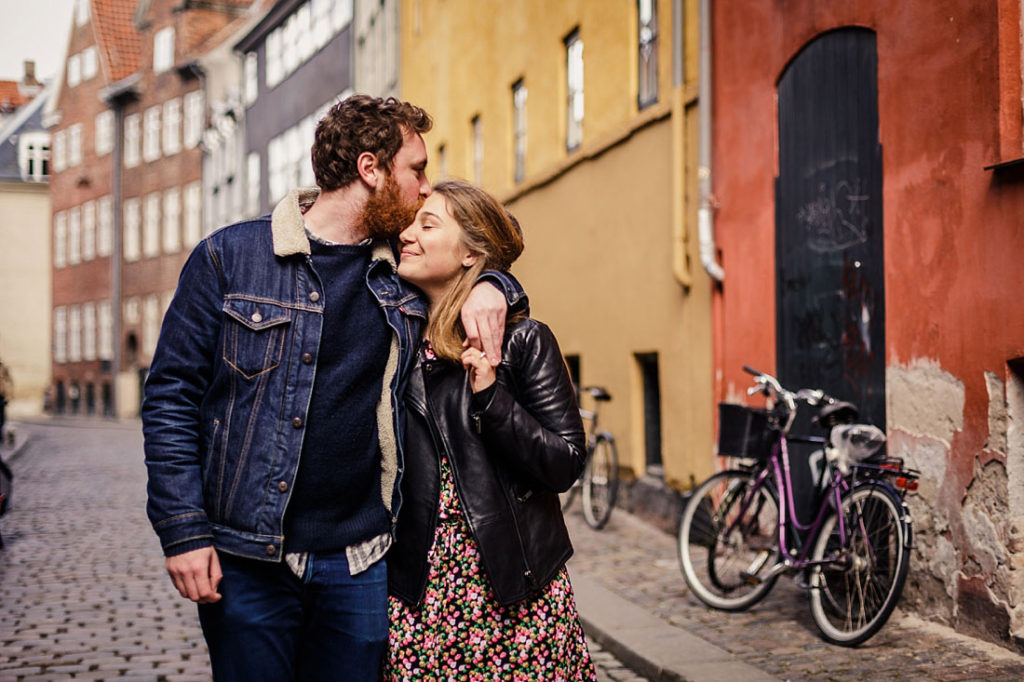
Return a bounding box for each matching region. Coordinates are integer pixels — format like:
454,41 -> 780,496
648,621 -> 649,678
677,469 -> 780,611
808,484 -> 910,646
581,435 -> 618,529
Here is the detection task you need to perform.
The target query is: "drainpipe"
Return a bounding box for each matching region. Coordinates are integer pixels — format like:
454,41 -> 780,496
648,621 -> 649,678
697,0 -> 724,282
100,73 -> 141,417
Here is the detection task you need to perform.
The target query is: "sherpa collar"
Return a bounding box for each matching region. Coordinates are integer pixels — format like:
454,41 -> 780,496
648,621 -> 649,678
270,187 -> 397,268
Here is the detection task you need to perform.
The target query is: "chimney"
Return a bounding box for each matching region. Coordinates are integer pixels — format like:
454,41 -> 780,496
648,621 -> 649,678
23,60 -> 39,87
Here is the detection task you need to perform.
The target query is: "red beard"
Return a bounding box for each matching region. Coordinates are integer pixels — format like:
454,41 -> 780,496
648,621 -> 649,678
360,174 -> 422,240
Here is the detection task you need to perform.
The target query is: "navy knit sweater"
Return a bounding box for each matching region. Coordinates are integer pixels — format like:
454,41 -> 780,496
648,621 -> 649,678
283,238 -> 391,553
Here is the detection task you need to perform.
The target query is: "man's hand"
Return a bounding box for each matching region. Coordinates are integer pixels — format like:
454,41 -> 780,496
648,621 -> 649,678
462,282 -> 508,366
166,546 -> 223,604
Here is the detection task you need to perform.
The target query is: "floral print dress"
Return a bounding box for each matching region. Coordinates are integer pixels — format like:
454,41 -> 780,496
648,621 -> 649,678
385,451 -> 597,680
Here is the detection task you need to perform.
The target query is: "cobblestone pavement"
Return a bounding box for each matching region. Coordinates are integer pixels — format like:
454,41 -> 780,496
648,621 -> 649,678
0,421 -> 637,681
562,500 -> 1024,681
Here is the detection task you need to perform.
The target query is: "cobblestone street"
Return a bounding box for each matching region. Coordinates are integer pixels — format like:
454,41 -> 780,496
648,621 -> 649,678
5,420 -> 1024,681
563,499 -> 1024,681
0,421 -> 637,681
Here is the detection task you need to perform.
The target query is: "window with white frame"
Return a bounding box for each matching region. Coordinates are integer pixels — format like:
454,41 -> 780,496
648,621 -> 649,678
123,198 -> 141,262
95,110 -> 114,156
54,307 -> 68,363
143,106 -> 161,162
163,187 -> 181,253
67,54 -> 81,87
18,131 -> 50,180
82,46 -> 98,81
163,98 -> 181,155
333,0 -> 353,32
265,0 -> 352,90
565,29 -> 584,151
68,305 -> 82,362
54,211 -> 67,268
83,302 -> 97,361
267,114 -> 317,204
244,52 -> 258,105
637,0 -> 658,109
143,193 -> 161,258
471,115 -> 483,185
512,80 -> 527,183
68,123 -> 83,167
52,129 -> 67,172
184,91 -> 204,148
68,206 -> 82,265
265,29 -> 283,88
124,113 -> 141,168
246,152 -> 261,217
98,302 -> 113,361
267,137 -> 285,204
81,200 -> 96,261
153,27 -> 175,73
75,0 -> 90,26
97,196 -> 113,256
184,181 -> 203,246
124,297 -> 140,325
280,8 -> 300,76
298,116 -> 315,186
143,295 -> 160,357
312,0 -> 331,47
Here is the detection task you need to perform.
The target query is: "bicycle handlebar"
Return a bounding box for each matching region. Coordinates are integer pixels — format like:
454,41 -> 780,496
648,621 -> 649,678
742,367 -> 841,434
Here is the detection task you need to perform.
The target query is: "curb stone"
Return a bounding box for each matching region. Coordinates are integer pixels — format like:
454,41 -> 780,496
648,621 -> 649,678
572,573 -> 780,682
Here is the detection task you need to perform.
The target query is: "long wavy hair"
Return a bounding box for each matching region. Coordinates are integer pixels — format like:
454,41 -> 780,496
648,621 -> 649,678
425,180 -> 526,361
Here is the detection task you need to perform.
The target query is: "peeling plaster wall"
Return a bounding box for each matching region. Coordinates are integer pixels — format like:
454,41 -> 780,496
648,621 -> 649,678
889,359 -> 1022,647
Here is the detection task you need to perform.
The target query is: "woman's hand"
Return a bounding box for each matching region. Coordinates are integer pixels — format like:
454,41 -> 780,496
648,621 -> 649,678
461,346 -> 496,393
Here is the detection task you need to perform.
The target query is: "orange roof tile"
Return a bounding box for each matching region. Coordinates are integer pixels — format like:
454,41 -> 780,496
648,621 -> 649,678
92,0 -> 142,83
0,81 -> 31,113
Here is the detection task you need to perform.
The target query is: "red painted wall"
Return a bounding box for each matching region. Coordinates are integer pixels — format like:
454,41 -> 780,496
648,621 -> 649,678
711,0 -> 1024,644
714,0 -> 1023,420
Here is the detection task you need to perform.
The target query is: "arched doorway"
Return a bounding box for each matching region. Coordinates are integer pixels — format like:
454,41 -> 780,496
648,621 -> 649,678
775,28 -> 886,521
776,27 -> 885,423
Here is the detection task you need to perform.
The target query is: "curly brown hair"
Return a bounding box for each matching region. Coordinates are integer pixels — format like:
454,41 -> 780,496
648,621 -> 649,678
312,95 -> 433,192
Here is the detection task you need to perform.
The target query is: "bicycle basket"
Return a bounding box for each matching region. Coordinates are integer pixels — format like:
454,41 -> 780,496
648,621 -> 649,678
717,403 -> 776,460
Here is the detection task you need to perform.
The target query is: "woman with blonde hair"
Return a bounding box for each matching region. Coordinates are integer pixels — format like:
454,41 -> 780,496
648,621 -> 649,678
385,180 -> 597,679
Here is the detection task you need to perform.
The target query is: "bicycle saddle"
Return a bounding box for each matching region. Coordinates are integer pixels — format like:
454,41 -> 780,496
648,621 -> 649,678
814,401 -> 858,428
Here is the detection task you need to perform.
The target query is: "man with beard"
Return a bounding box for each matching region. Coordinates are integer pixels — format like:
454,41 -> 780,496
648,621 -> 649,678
141,96 -> 526,681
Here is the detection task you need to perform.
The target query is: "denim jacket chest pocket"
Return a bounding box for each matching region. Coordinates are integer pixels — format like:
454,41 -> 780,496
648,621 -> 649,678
221,297 -> 293,379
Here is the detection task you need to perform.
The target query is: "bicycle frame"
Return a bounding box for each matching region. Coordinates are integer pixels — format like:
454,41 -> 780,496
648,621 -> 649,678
726,432 -> 863,577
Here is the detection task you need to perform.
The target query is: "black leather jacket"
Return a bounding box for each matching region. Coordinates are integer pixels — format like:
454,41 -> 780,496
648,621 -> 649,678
388,318 -> 587,606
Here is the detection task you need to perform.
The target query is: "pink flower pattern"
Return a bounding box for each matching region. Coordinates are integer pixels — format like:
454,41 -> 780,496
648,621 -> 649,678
386,453 -> 597,680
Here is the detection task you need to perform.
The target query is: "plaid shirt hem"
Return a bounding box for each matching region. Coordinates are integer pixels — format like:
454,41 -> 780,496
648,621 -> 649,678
284,533 -> 391,579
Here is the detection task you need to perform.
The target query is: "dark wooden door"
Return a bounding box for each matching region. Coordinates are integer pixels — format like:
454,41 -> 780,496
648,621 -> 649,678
775,28 -> 885,522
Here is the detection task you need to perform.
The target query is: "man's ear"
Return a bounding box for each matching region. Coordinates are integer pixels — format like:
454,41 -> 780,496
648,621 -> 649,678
357,151 -> 380,188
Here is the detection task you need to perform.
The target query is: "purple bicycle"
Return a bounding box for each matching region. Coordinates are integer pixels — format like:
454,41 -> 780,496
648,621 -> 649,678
677,366 -> 919,646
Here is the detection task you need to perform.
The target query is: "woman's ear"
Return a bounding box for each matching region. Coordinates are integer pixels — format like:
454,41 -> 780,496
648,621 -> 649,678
462,252 -> 479,268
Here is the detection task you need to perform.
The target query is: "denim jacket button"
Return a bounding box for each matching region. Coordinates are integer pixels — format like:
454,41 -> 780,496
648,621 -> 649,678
309,291 -> 320,302
292,417 -> 303,428
277,480 -> 288,492
251,312 -> 263,323
266,544 -> 277,556
301,352 -> 313,365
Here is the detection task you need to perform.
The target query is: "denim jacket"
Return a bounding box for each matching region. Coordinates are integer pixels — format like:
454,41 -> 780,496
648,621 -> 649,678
142,188 -> 527,563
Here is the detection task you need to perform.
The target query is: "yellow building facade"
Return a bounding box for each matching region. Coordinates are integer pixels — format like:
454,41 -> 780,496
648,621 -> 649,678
400,0 -> 714,503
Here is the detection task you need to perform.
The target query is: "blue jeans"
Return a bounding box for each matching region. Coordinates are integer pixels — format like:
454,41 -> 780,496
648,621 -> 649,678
198,550 -> 388,681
